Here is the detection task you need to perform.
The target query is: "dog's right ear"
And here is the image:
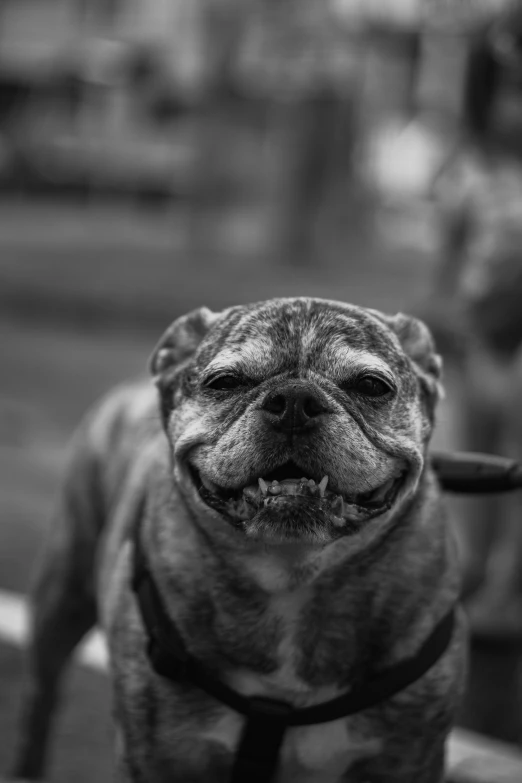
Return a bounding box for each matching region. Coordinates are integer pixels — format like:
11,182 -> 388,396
149,307 -> 220,384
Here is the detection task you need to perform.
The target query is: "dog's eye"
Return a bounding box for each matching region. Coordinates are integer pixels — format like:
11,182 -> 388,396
204,374 -> 243,391
342,375 -> 393,399
353,376 -> 393,398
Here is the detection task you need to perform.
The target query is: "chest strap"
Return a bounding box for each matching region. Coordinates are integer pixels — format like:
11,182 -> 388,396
131,532 -> 456,783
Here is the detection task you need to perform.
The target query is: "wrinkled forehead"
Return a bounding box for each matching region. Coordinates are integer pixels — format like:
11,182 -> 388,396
196,299 -> 407,376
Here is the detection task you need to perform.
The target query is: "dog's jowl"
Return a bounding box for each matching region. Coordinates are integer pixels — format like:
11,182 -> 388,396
11,298 -> 466,783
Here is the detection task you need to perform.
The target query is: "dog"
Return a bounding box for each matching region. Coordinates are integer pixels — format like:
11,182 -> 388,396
11,298 -> 466,783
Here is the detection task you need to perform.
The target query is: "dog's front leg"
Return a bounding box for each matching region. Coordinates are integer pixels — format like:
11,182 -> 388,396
113,724 -> 135,783
10,446 -> 100,780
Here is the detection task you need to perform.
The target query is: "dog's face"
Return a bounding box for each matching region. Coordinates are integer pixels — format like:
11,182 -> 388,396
150,299 -> 442,546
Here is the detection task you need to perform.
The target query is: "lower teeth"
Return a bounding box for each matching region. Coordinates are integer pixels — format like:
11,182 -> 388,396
200,474 -> 221,494
201,471 -> 398,523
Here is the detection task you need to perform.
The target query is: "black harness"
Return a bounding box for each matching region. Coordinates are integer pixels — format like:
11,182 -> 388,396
131,527 -> 455,783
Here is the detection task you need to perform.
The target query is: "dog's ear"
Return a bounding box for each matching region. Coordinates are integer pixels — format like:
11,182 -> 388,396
149,307 -> 220,383
370,310 -> 444,403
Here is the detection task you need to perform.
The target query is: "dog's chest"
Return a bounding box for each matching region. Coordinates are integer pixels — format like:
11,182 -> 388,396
201,707 -> 381,782
207,591 -> 381,781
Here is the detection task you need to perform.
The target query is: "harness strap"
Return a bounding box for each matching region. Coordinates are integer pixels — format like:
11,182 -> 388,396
131,530 -> 456,782
230,698 -> 292,783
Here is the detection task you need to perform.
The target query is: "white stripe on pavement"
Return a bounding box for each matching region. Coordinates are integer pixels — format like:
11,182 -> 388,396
0,589 -> 108,672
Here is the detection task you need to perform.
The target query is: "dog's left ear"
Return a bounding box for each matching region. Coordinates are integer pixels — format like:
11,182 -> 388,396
371,310 -> 444,403
149,307 -> 221,384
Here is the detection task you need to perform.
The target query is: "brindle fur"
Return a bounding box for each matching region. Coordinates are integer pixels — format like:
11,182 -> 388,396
11,298 -> 467,783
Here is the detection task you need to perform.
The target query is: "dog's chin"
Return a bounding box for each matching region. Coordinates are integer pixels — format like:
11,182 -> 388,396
240,497 -> 361,544
187,462 -> 407,545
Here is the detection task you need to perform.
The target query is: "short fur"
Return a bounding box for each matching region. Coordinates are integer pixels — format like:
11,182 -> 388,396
11,298 -> 466,783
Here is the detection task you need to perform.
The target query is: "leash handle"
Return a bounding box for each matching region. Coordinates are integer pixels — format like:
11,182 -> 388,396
431,450 -> 522,494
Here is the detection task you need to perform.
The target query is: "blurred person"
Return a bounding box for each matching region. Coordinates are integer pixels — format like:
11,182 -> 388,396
228,0 -> 443,260
357,1 -> 522,206
463,0 -> 522,144
429,149 -> 522,640
422,1 -> 522,642
343,1 -> 427,202
194,0 -> 441,258
227,0 -> 364,262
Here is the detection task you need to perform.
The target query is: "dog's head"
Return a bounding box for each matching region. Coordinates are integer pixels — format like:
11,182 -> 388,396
150,298 -> 442,546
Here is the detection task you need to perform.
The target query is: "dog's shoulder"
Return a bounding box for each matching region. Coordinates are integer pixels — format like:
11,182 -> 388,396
85,379 -> 161,456
65,380 -> 165,521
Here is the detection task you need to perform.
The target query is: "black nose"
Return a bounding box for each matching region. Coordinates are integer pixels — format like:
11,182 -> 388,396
261,383 -> 328,432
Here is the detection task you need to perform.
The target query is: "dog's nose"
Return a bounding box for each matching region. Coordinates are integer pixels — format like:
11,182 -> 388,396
261,383 -> 328,432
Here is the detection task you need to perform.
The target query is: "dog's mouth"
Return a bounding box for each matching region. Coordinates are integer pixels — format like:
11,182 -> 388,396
190,460 -> 406,532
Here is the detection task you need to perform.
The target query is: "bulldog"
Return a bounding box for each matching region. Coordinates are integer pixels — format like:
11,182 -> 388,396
11,298 -> 466,783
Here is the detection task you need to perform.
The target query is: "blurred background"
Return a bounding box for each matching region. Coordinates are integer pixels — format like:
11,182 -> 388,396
1,0 -> 522,780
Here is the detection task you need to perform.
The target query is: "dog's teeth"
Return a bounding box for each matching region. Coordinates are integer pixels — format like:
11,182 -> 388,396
258,478 -> 268,496
237,499 -> 251,520
331,495 -> 344,515
200,474 -> 220,494
269,480 -> 282,495
243,485 -> 258,501
373,478 -> 396,501
331,515 -> 346,528
361,478 -> 396,505
318,476 -> 329,497
308,479 -> 316,487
